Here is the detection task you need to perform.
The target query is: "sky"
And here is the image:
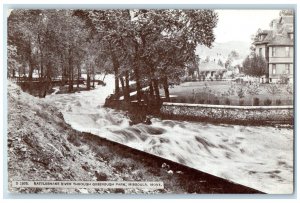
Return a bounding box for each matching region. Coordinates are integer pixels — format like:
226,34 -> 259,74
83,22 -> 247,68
214,10 -> 281,44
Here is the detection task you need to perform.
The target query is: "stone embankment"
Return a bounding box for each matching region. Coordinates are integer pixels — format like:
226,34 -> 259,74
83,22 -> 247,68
161,103 -> 293,126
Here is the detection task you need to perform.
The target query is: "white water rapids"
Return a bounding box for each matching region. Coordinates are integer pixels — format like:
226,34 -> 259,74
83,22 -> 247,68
44,75 -> 293,194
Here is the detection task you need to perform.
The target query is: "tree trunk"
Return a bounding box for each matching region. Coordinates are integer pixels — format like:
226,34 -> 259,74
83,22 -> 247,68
38,34 -> 44,79
28,56 -> 34,81
124,70 -> 130,102
120,76 -> 125,96
149,81 -> 154,96
134,64 -> 142,103
40,58 -> 44,79
162,76 -> 170,102
77,64 -> 80,88
68,48 -> 73,92
92,66 -> 95,88
109,46 -> 120,98
60,54 -> 63,81
102,72 -> 107,82
153,78 -> 160,105
87,72 -> 91,90
132,42 -> 142,103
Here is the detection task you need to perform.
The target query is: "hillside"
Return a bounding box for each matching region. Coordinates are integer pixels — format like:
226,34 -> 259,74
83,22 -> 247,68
7,81 -> 170,194
196,41 -> 250,61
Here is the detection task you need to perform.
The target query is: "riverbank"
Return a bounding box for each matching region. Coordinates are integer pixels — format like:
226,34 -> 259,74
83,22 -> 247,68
34,75 -> 295,194
7,81 -> 263,194
160,102 -> 294,127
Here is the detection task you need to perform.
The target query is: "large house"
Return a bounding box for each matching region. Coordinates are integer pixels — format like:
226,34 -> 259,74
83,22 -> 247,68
198,61 -> 227,81
253,14 -> 294,83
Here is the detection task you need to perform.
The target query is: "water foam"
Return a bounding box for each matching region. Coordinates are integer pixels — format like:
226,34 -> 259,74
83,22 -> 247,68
44,75 -> 293,194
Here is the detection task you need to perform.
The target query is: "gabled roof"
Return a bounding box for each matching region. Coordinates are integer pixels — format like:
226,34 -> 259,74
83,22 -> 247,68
199,61 -> 226,72
267,34 -> 293,46
253,30 -> 273,45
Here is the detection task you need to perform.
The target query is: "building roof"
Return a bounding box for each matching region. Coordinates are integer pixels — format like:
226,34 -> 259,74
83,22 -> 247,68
280,16 -> 293,24
253,30 -> 273,45
267,34 -> 294,46
260,30 -> 270,34
253,14 -> 294,47
198,61 -> 226,72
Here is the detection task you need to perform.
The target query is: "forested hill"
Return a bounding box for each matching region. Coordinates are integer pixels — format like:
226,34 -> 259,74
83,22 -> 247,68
196,41 -> 250,60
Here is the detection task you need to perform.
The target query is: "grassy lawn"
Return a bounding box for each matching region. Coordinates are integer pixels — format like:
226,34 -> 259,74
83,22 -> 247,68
161,81 -> 293,106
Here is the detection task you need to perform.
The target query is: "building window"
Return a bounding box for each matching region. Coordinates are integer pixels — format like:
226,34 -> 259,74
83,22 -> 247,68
272,64 -> 276,75
271,47 -> 276,57
285,64 -> 291,74
259,48 -> 262,56
285,47 -> 290,57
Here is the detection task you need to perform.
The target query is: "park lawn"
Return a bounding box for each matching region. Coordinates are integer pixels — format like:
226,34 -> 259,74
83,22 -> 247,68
161,81 -> 293,106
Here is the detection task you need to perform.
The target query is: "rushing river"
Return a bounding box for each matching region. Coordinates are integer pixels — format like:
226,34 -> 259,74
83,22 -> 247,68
44,75 -> 293,194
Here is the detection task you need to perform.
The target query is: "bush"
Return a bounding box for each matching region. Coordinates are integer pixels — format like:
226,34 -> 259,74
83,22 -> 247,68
206,100 -> 212,104
179,98 -> 187,103
264,99 -> 272,106
253,97 -> 260,106
197,99 -> 205,104
239,100 -> 244,106
213,100 -> 220,105
189,97 -> 195,103
225,98 -> 231,105
276,99 -> 282,105
171,98 -> 177,103
95,171 -> 108,181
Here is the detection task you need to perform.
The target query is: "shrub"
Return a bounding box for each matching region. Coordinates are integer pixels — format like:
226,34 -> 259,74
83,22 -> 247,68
253,98 -> 260,106
276,99 -> 282,105
111,159 -> 128,172
239,100 -> 244,106
197,99 -> 205,104
170,98 -> 177,103
189,97 -> 195,103
225,98 -> 231,105
206,100 -> 212,104
180,98 -> 187,103
214,100 -> 220,105
95,171 -> 108,181
264,99 -> 272,106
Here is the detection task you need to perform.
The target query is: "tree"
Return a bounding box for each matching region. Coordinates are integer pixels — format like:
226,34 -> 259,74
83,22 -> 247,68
139,9 -> 218,103
88,10 -> 133,100
7,45 -> 21,78
225,58 -> 232,69
8,9 -> 93,95
229,50 -> 239,59
217,59 -> 224,67
286,83 -> 293,95
286,83 -> 293,104
243,54 -> 267,78
89,9 -> 218,104
279,73 -> 290,84
247,82 -> 261,105
236,85 -> 246,105
9,9 -> 218,103
204,56 -> 210,62
265,83 -> 282,105
8,10 -> 40,80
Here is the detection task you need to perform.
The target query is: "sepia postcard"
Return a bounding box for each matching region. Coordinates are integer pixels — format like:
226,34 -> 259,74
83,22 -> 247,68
5,6 -> 295,196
